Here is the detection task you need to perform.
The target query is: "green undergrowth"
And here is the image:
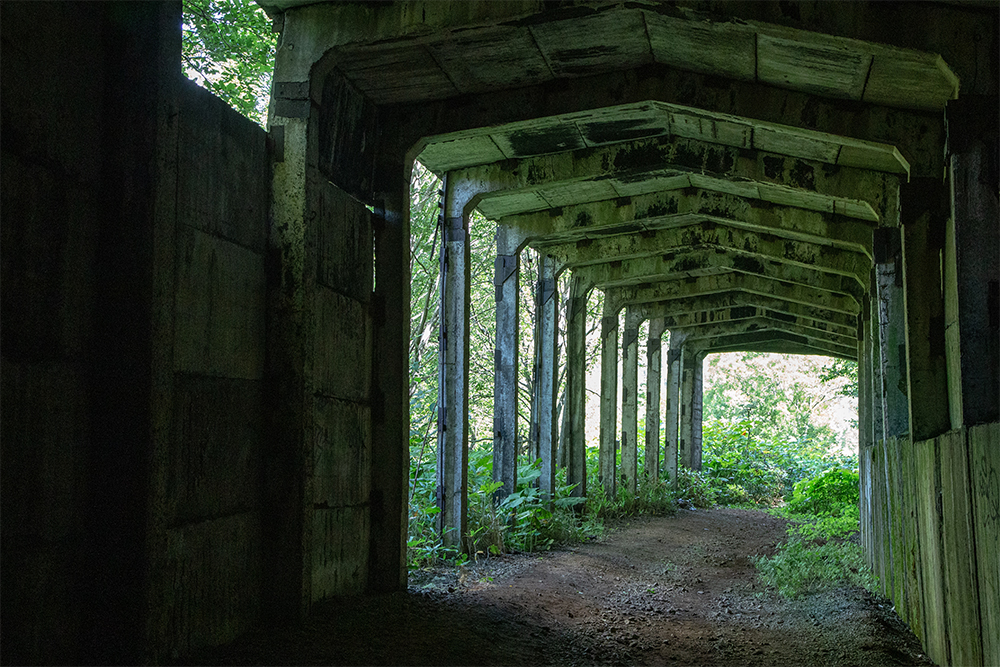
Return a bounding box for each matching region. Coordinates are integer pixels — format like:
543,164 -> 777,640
408,418 -> 870,589
754,468 -> 879,598
408,449 -> 602,569
408,447 -> 681,569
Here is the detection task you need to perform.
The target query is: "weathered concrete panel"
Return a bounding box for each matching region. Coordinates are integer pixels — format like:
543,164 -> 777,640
177,80 -> 269,252
312,287 -> 372,402
901,437 -> 924,637
0,362 -> 87,663
938,429 -> 983,667
311,506 -> 370,600
645,12 -> 755,81
883,437 -> 905,610
0,153 -> 97,362
167,375 -> 263,525
970,422 -> 1000,667
0,536 -> 80,665
174,226 -> 265,379
161,512 -> 262,656
313,176 -> 373,303
0,2 -> 103,185
913,437 -> 946,664
313,397 -> 372,508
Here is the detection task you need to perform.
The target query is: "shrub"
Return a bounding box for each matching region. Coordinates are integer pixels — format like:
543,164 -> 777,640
675,468 -> 717,508
787,467 -> 860,516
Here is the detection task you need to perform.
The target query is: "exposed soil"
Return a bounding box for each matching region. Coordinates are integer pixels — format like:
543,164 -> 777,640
186,507 -> 933,666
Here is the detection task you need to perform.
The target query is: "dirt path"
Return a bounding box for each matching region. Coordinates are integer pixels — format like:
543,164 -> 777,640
187,508 -> 932,666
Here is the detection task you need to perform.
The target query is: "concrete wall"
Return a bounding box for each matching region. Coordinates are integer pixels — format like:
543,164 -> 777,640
1,4 -> 278,661
1,4 -> 106,662
145,79 -> 271,660
862,423 -> 1000,667
306,173 -> 374,601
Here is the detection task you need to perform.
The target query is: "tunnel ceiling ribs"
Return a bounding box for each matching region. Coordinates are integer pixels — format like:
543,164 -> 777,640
324,6 -> 957,111
284,0 -> 953,355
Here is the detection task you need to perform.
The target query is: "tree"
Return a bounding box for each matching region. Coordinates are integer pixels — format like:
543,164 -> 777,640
182,0 -> 277,125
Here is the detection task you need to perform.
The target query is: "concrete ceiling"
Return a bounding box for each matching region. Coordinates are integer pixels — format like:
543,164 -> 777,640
268,1 -> 964,359
324,5 -> 957,111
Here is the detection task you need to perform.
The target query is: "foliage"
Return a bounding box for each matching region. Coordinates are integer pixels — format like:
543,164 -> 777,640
674,468 -> 719,508
753,465 -> 874,598
754,537 -> 875,598
786,467 -> 860,516
698,418 -> 857,506
697,351 -> 859,509
789,505 -> 861,543
408,449 -> 593,569
587,477 -> 678,520
702,352 -> 855,454
182,0 -> 277,125
819,358 -> 859,398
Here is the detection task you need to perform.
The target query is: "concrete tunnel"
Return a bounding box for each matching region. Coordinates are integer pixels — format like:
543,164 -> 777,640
0,1 -> 997,665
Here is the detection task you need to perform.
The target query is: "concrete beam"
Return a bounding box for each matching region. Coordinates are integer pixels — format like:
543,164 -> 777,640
673,317 -> 858,353
869,279 -> 886,444
598,302 -> 619,498
394,62 -> 942,177
506,188 -> 876,258
678,348 -> 704,471
946,95 -> 1000,427
645,318 -> 665,481
474,168 -> 880,224
605,273 -> 861,317
651,306 -> 855,340
629,291 -> 858,335
572,249 -> 864,302
541,221 -> 871,289
621,307 -> 641,495
688,330 -> 858,360
447,133 -> 895,222
369,155 -> 411,592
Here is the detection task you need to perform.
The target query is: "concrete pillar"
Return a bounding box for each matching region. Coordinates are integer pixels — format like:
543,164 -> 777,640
645,318 -> 665,481
599,301 -> 619,498
265,109 -> 311,620
566,274 -> 589,498
901,178 -> 950,441
874,226 -> 910,438
621,307 -> 641,495
369,156 -> 412,592
679,347 -> 704,470
946,95 -> 1000,427
494,225 -> 520,499
869,272 -> 885,444
859,295 -> 872,453
436,174 -> 469,548
534,256 -> 559,498
663,331 -> 685,487
691,351 -> 704,471
858,304 -> 873,565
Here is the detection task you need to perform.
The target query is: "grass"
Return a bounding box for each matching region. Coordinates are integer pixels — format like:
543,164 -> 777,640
754,504 -> 879,598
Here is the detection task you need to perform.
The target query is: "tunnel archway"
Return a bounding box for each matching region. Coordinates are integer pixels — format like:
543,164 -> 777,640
263,2 -> 997,665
